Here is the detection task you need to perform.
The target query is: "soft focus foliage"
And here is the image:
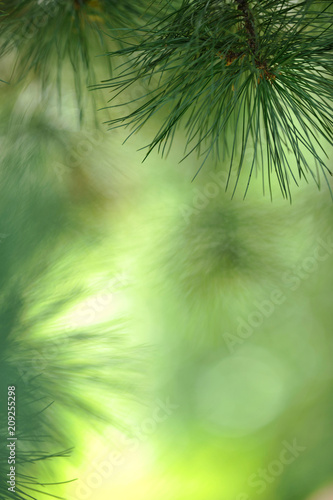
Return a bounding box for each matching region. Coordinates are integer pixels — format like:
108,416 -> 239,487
0,2 -> 332,500
0,99 -> 144,499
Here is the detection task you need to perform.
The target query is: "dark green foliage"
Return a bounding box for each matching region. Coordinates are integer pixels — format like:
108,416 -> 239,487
99,0 -> 333,199
0,381 -> 74,500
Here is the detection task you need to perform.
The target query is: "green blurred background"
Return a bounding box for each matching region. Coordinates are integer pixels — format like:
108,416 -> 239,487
0,7 -> 333,499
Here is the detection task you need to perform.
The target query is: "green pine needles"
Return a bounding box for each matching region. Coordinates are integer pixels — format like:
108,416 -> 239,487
99,0 -> 333,199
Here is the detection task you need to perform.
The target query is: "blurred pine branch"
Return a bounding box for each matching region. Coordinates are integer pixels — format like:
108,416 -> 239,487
0,104 -> 144,499
0,0 -> 152,120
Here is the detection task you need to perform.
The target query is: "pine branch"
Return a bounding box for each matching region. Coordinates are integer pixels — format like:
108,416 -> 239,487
97,0 -> 333,199
235,0 -> 257,53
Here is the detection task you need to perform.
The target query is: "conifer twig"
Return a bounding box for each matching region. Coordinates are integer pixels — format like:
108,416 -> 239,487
97,0 -> 333,199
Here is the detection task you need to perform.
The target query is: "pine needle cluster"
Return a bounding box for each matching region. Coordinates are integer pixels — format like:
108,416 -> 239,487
99,0 -> 333,199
